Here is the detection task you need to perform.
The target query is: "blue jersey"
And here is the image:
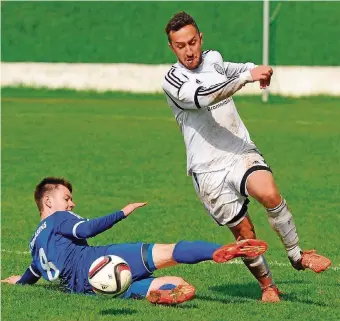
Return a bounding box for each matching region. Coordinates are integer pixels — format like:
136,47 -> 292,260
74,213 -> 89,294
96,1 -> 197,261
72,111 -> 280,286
23,210 -> 127,293
29,211 -> 89,291
19,210 -> 155,294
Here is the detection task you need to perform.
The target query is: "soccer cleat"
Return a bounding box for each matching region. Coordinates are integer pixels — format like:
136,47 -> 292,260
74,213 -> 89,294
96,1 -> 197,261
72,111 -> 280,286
300,250 -> 331,273
290,250 -> 331,273
212,239 -> 268,263
147,284 -> 196,305
261,285 -> 281,303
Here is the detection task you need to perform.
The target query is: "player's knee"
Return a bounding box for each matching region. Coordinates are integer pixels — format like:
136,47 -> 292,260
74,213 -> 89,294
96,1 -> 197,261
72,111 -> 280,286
165,276 -> 189,286
163,244 -> 176,257
232,223 -> 256,240
238,226 -> 256,239
172,277 -> 189,286
258,189 -> 281,209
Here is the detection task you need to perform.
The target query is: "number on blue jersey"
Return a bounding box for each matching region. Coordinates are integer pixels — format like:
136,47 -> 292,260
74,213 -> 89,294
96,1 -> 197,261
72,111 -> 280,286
39,248 -> 60,281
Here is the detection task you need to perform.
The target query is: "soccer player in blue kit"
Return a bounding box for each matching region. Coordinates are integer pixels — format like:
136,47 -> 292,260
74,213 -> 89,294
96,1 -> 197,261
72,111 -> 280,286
1,177 -> 268,305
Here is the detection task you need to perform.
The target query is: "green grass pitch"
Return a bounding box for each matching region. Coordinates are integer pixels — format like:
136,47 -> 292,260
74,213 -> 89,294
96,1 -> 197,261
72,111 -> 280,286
1,88 -> 340,321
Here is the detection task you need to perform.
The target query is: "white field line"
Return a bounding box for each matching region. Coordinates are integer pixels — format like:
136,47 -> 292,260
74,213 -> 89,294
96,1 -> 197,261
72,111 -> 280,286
1,248 -> 339,271
1,249 -> 31,255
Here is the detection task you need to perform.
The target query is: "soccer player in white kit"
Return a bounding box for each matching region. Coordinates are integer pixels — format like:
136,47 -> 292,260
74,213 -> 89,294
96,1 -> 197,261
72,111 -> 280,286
162,12 -> 331,302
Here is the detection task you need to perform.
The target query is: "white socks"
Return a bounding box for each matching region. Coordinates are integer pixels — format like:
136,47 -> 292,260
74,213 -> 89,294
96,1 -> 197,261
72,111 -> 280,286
266,198 -> 302,262
242,255 -> 275,289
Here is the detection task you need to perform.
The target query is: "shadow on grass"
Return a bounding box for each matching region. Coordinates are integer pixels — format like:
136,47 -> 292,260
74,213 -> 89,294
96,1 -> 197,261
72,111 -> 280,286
277,279 -> 309,285
100,302 -> 198,315
280,292 -> 331,307
205,282 -> 332,307
195,294 -> 254,305
208,282 -> 259,301
32,282 -> 332,308
35,283 -> 70,293
153,303 -> 199,309
100,308 -> 137,316
35,284 -> 198,310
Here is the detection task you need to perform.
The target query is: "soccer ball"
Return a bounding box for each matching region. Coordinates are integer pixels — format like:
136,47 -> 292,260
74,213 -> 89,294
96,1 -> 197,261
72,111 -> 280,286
88,255 -> 132,297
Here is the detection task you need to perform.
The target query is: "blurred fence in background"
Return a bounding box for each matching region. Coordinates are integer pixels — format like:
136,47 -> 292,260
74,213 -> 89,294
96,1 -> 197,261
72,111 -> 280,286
2,1 -> 339,95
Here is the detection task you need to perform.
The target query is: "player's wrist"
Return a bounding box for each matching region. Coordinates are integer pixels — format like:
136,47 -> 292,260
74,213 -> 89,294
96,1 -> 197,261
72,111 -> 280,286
239,70 -> 253,83
119,210 -> 127,218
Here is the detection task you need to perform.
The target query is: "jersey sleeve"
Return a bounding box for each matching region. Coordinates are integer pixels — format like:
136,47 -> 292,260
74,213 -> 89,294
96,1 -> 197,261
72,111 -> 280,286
223,61 -> 257,78
16,262 -> 41,285
55,211 -> 88,239
163,54 -> 254,110
56,210 -> 126,239
163,67 -> 202,110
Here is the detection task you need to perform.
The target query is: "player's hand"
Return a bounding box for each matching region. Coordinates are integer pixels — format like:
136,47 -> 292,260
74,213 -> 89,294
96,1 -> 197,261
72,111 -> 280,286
121,202 -> 147,217
259,72 -> 272,89
1,275 -> 21,284
250,66 -> 273,86
260,76 -> 271,89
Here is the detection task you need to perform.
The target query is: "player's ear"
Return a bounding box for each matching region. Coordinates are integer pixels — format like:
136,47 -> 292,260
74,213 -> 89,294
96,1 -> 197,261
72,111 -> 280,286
168,41 -> 176,54
199,32 -> 203,45
44,195 -> 52,208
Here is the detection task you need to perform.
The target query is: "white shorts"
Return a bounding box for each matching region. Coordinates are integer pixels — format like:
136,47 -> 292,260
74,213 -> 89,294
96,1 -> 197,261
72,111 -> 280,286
192,150 -> 272,227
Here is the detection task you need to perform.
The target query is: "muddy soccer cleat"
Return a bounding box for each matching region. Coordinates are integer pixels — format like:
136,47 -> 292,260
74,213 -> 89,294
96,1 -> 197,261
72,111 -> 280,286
213,239 -> 268,263
261,285 -> 281,303
290,250 -> 331,273
300,250 -> 331,273
147,284 -> 196,305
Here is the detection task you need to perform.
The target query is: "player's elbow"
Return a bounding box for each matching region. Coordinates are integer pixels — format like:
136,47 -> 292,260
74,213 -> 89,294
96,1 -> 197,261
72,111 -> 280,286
76,230 -> 94,239
196,96 -> 223,109
75,225 -> 93,239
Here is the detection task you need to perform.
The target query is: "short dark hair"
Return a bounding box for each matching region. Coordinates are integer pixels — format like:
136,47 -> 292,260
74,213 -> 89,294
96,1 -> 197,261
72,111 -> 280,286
34,177 -> 73,211
165,12 -> 200,42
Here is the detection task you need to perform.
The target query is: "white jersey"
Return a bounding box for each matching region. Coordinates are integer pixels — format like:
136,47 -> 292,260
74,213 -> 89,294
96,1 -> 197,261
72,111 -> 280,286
163,50 -> 258,175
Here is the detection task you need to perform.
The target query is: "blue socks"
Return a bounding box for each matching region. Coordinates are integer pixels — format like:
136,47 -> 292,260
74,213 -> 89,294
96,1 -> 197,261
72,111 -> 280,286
172,241 -> 221,264
159,284 -> 177,290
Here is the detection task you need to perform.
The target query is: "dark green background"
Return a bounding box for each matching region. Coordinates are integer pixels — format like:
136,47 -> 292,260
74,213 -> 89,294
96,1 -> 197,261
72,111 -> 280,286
2,1 -> 339,65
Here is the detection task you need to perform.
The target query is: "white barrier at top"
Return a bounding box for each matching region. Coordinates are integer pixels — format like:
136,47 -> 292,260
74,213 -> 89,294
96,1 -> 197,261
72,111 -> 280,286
1,62 -> 340,96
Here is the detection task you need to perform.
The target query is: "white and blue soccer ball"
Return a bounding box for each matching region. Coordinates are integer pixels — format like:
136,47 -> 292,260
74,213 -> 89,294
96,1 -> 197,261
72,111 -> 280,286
88,255 -> 132,297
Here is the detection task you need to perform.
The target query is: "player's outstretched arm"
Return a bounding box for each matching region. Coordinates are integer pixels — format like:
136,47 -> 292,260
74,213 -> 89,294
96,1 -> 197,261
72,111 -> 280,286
2,263 -> 41,285
224,62 -> 257,78
197,65 -> 273,108
195,65 -> 273,107
194,74 -> 253,108
59,203 -> 147,239
164,67 -> 260,110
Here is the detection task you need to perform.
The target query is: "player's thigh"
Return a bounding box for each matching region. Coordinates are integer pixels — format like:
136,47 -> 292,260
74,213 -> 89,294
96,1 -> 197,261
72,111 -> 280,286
228,151 -> 280,207
152,244 -> 177,269
104,243 -> 153,280
247,171 -> 281,208
192,169 -> 249,227
227,150 -> 271,196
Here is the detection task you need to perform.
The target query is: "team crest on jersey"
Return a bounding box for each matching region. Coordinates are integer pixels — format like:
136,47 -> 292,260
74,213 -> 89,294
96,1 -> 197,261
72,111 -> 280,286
213,63 -> 225,75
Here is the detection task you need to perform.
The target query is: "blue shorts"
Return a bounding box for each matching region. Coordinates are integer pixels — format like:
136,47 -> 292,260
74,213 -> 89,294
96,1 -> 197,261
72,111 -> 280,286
105,242 -> 157,299
104,242 -> 156,281
74,242 -> 157,295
